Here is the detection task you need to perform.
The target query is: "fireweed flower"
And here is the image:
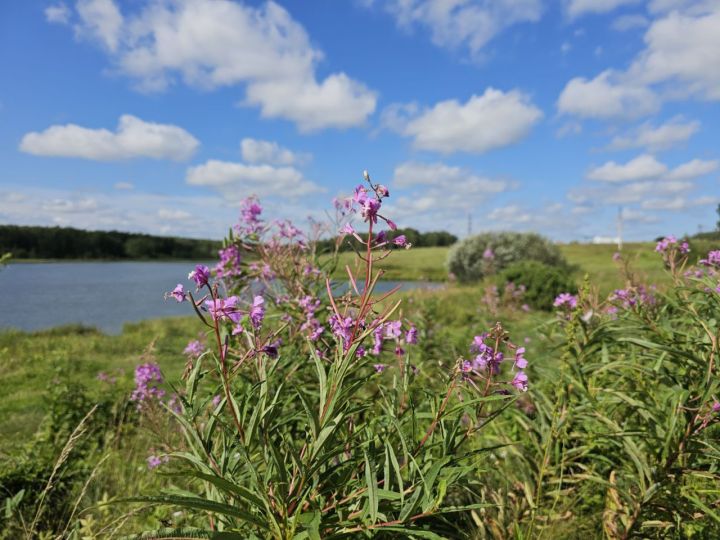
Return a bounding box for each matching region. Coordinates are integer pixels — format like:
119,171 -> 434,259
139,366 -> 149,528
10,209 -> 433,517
168,283 -> 186,303
329,314 -> 354,351
405,325 -> 418,345
515,347 -> 528,369
553,293 -> 578,309
189,265 -> 210,288
483,248 -> 495,260
374,364 -> 386,373
131,362 -> 165,407
184,340 -> 205,359
700,250 -> 720,267
204,296 -> 242,323
512,371 -> 528,392
215,244 -> 242,278
250,295 -> 265,329
393,235 -> 408,247
147,454 -> 169,470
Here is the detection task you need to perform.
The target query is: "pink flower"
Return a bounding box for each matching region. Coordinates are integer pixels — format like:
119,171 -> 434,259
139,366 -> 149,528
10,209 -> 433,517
168,283 -> 186,303
511,371 -> 528,392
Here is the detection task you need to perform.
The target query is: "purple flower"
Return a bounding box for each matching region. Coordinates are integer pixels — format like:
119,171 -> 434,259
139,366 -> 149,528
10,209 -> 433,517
395,345 -> 405,356
374,364 -> 386,373
188,265 -> 210,288
360,198 -> 381,224
147,454 -> 169,470
131,362 -> 165,408
553,293 -> 578,309
712,401 -> 720,413
215,244 -> 242,278
250,295 -> 265,329
511,371 -> 528,392
515,347 -> 528,369
384,320 -> 402,340
393,235 -> 408,247
260,339 -> 282,359
168,283 -> 186,303
405,325 -> 418,345
204,296 -> 242,323
386,218 -> 397,230
700,250 -> 720,267
329,314 -> 354,351
376,185 -> 390,198
340,223 -> 355,235
212,394 -> 222,408
184,339 -> 205,359
483,248 -> 494,260
612,252 -> 621,261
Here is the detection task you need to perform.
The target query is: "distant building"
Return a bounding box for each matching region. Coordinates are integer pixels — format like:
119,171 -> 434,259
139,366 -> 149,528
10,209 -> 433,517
592,236 -> 621,244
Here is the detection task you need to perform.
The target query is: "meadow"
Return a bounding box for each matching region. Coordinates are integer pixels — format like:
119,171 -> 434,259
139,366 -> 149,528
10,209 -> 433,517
1,193 -> 719,539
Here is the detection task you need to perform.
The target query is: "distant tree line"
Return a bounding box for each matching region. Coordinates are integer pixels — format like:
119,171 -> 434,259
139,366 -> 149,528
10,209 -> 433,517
316,227 -> 457,253
0,225 -> 220,260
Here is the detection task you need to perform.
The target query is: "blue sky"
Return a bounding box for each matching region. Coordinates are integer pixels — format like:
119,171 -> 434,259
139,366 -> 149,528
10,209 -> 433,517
1,0 -> 718,241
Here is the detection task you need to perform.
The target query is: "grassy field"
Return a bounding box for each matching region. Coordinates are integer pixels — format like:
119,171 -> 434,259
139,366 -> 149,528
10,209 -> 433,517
0,317 -> 196,450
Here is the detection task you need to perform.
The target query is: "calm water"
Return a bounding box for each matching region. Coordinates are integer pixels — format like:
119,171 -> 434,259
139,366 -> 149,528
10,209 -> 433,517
0,262 -> 442,334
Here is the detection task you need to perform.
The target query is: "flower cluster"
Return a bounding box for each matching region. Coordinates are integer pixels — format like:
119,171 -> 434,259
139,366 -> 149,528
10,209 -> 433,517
216,244 -> 242,279
461,327 -> 529,393
147,454 -> 169,470
655,235 -> 690,255
184,339 -> 206,359
609,285 -> 657,310
553,293 -> 578,310
131,362 -> 165,408
700,250 -> 720,268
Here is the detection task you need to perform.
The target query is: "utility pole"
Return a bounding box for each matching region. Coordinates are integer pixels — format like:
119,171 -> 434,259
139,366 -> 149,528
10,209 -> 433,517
467,212 -> 472,237
617,206 -> 623,252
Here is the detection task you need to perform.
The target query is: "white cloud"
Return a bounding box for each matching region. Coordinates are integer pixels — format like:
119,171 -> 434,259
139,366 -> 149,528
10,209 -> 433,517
487,205 -> 532,224
587,154 -> 667,182
560,6 -> 720,122
393,88 -> 542,154
557,70 -> 660,119
621,207 -> 658,222
393,161 -> 511,193
186,160 -> 323,198
628,8 -> 720,100
240,138 -> 311,166
113,181 -> 134,190
641,195 -> 718,210
20,114 -> 199,161
158,208 -> 192,221
607,116 -> 700,151
365,0 -> 542,56
41,197 -> 100,213
45,3 -> 71,24
63,0 -> 376,131
612,14 -> 649,31
665,158 -> 719,181
565,0 -> 641,19
75,0 -> 123,52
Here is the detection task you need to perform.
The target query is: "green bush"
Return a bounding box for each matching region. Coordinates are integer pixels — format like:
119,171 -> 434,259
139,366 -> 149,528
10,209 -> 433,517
497,261 -> 577,310
446,231 -> 568,282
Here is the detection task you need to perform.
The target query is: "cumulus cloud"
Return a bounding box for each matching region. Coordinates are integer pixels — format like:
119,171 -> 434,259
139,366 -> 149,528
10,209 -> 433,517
587,154 -> 668,182
665,158 -> 719,181
393,161 -> 510,193
75,0 -> 123,52
364,0 -> 542,57
628,7 -> 720,100
45,3 -> 71,24
390,88 -> 542,154
240,138 -> 311,166
59,0 -> 376,131
565,0 -> 641,19
557,70 -> 659,119
607,116 -> 700,152
587,155 -> 718,183
186,160 -> 323,199
20,114 -> 199,161
612,14 -> 649,31
559,5 -> 720,121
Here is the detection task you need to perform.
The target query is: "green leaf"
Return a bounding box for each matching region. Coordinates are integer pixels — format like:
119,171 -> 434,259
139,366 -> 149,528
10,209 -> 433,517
364,451 -> 378,524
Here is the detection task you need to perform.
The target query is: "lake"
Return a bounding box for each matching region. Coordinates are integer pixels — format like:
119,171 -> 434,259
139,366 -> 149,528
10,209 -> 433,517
0,262 -> 443,334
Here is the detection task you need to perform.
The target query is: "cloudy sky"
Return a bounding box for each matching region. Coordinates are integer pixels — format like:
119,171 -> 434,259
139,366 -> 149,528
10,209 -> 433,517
1,0 -> 719,241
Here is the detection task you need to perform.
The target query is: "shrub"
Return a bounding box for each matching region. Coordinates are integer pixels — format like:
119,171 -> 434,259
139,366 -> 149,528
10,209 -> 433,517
497,261 -> 577,311
127,175 -> 531,539
446,231 -> 568,282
